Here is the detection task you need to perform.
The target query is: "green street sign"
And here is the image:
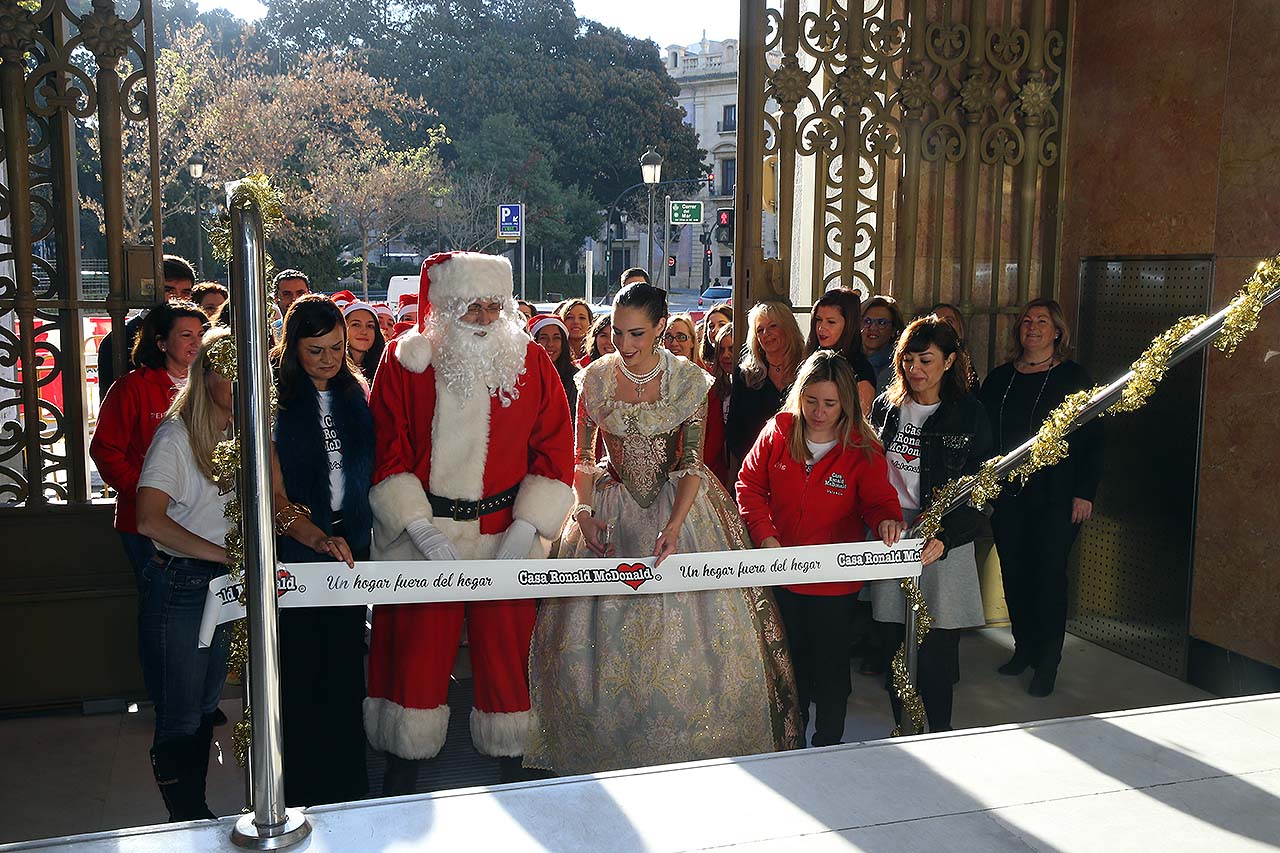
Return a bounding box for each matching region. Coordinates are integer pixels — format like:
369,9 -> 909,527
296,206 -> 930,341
668,200 -> 704,225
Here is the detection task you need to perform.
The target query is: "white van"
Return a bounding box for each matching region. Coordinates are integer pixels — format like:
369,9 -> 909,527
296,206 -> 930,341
386,275 -> 418,310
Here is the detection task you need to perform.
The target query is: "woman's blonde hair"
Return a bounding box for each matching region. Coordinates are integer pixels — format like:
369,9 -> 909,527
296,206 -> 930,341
783,350 -> 881,462
666,313 -> 704,369
1008,297 -> 1071,363
166,327 -> 233,484
741,300 -> 804,390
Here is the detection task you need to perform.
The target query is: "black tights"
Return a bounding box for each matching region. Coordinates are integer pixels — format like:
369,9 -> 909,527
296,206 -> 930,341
879,622 -> 961,733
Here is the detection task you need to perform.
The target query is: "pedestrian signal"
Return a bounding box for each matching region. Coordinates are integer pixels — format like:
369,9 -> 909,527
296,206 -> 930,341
714,208 -> 734,245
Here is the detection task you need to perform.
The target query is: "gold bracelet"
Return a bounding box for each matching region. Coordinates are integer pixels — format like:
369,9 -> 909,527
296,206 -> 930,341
273,502 -> 311,536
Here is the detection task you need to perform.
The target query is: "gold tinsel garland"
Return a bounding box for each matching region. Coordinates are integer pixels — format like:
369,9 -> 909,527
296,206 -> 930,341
894,254 -> 1280,736
206,177 -> 286,767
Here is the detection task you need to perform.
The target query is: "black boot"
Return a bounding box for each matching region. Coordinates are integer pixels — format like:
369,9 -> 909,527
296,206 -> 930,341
382,755 -> 423,796
997,647 -> 1035,676
1028,666 -> 1058,697
151,736 -> 216,821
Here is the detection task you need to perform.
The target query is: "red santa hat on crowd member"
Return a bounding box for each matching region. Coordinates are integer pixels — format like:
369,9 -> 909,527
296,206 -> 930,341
527,314 -> 568,341
342,299 -> 378,320
371,301 -> 395,320
396,293 -> 419,321
331,289 -> 357,309
391,320 -> 415,339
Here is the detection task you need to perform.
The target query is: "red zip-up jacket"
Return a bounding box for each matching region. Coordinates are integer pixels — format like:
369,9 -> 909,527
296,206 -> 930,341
736,412 -> 903,596
89,366 -> 181,534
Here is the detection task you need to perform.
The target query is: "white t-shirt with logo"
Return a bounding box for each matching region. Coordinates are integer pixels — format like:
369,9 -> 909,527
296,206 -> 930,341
804,438 -> 838,475
138,418 -> 233,559
885,398 -> 940,510
319,391 -> 345,511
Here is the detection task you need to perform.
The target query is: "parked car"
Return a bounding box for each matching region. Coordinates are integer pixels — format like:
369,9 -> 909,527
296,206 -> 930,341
698,285 -> 733,308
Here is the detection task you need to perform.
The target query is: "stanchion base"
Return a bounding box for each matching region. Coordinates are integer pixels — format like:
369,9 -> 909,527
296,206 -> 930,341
231,808 -> 312,850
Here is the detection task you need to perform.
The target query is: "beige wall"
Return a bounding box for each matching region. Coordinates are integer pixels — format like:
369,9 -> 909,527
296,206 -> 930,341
1059,0 -> 1280,667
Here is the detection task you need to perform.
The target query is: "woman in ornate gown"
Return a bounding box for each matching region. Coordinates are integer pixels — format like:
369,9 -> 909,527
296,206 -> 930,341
525,283 -> 802,776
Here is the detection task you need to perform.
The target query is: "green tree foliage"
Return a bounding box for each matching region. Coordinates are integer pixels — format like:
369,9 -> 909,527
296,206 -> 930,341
254,0 -> 705,265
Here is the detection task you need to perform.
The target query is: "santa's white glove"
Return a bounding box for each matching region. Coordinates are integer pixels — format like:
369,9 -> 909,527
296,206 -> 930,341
494,520 -> 537,561
406,519 -> 460,561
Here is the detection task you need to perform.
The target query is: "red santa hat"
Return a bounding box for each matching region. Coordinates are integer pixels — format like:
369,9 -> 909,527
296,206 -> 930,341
342,299 -> 378,320
371,301 -> 394,319
396,293 -> 419,321
527,314 -> 568,340
417,251 -> 514,329
331,289 -> 357,309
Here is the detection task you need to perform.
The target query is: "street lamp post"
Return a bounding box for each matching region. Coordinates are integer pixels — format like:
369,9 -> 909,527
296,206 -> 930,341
433,195 -> 444,254
640,147 -> 662,285
187,154 -> 206,277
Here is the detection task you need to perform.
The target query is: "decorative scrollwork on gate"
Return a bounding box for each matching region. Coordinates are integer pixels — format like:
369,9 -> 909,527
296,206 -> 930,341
744,0 -> 1066,374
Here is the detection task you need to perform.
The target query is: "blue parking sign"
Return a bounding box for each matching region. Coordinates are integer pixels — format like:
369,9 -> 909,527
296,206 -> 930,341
497,203 -> 523,240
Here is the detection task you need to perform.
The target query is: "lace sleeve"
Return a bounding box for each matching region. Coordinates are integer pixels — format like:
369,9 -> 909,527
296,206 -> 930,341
672,395 -> 710,479
574,390 -> 599,474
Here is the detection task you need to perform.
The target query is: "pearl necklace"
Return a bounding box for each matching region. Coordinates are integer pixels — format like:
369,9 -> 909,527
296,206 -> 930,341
619,354 -> 663,396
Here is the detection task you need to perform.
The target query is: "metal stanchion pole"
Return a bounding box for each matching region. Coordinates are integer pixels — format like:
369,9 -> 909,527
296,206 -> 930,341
229,196 -> 311,850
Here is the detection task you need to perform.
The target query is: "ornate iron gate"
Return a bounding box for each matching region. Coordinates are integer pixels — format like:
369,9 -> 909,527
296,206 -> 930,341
0,0 -> 162,508
736,0 -> 1068,374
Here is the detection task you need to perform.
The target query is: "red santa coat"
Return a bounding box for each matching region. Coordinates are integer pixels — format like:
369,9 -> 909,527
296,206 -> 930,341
736,412 -> 902,596
364,329 -> 575,760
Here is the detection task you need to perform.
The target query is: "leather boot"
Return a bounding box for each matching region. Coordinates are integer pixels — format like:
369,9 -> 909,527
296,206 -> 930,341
381,755 -> 424,796
151,737 -> 216,821
997,647 -> 1035,676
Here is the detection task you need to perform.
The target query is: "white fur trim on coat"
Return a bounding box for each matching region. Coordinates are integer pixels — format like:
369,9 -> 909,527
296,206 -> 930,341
364,698 -> 450,760
429,253 -> 513,304
513,474 -> 574,539
470,708 -> 531,758
429,372 -> 489,502
369,472 -> 433,541
394,330 -> 433,374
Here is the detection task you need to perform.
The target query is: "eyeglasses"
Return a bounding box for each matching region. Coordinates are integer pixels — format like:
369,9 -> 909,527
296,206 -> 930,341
663,332 -> 691,343
862,317 -> 893,328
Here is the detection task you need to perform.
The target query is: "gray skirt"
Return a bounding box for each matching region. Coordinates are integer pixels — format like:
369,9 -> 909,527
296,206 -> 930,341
864,508 -> 985,630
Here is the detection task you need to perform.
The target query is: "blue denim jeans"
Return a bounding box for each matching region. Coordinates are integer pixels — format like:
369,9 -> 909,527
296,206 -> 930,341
138,553 -> 231,746
119,532 -> 155,593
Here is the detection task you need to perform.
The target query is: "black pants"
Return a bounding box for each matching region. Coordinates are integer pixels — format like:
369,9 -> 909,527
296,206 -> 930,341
278,522 -> 369,807
775,588 -> 856,746
879,622 -> 961,732
990,495 -> 1080,671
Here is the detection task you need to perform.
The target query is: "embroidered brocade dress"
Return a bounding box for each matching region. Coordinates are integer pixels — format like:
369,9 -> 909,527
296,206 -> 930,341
525,350 -> 802,775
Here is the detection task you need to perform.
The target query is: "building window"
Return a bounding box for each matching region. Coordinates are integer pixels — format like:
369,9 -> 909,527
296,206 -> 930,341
719,255 -> 733,278
720,158 -> 736,197
722,104 -> 737,132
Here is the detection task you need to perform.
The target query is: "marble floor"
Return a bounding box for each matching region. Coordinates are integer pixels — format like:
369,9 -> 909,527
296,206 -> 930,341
0,627 -> 1213,847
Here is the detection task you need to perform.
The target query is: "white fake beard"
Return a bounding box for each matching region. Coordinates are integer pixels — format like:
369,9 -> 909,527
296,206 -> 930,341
425,297 -> 528,406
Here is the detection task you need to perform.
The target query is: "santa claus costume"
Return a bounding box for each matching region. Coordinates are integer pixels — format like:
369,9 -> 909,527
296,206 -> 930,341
364,252 -> 575,789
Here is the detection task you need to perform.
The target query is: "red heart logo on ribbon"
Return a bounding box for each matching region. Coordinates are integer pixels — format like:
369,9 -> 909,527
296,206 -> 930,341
615,562 -> 649,590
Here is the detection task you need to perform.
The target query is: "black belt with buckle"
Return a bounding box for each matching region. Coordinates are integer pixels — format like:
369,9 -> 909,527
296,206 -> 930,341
428,484 -> 520,522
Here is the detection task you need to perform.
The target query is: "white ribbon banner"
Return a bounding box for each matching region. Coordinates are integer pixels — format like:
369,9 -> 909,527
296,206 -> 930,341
198,538 -> 923,647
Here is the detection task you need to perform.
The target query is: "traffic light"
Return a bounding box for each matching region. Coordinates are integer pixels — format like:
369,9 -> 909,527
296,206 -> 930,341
704,246 -> 713,261
713,208 -> 734,245
667,255 -> 677,272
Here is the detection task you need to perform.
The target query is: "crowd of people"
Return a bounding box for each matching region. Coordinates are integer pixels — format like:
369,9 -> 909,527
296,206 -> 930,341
88,252 -> 1102,821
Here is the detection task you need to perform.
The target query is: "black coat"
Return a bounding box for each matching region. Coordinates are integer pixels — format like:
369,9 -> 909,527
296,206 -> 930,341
273,378 -> 374,560
869,391 -> 994,552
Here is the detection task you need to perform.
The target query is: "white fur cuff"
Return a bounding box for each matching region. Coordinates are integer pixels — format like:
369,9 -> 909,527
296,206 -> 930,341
369,472 -> 433,538
394,331 -> 433,374
364,698 -> 450,760
470,708 -> 531,757
512,474 -> 574,539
